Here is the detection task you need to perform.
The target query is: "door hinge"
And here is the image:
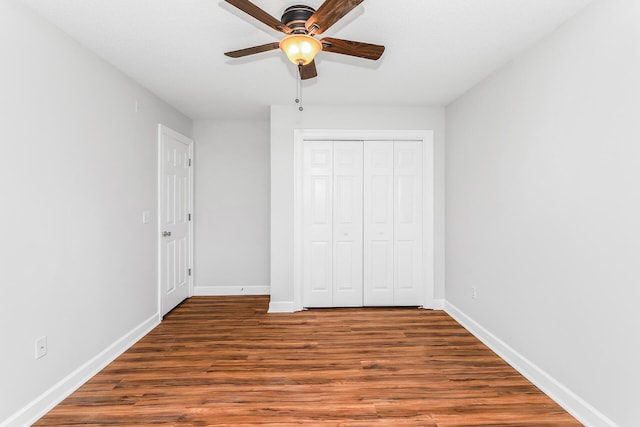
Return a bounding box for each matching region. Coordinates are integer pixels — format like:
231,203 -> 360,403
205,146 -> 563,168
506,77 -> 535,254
188,213 -> 191,221
188,268 -> 191,276
188,158 -> 192,166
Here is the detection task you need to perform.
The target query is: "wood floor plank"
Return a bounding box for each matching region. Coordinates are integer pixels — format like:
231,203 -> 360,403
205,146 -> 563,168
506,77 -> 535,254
34,296 -> 582,426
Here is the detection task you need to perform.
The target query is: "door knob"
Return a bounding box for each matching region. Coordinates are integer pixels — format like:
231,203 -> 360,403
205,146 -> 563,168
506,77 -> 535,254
162,231 -> 172,237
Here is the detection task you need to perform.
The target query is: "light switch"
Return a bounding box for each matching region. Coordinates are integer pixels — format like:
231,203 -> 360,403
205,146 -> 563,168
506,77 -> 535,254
142,211 -> 151,224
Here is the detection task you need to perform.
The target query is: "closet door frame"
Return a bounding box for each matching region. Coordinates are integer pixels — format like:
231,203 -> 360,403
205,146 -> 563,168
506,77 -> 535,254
293,129 -> 435,312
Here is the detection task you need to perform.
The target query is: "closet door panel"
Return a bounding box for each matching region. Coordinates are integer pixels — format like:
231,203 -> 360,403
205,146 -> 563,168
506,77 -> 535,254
364,141 -> 394,305
302,139 -> 424,308
333,141 -> 363,307
303,141 -> 333,307
394,141 -> 423,305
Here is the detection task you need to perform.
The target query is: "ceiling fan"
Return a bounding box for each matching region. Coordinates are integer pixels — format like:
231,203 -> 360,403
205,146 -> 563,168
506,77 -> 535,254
223,0 -> 385,80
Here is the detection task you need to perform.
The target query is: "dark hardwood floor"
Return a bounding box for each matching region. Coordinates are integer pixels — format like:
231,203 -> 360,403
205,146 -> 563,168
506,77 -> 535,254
35,296 -> 582,426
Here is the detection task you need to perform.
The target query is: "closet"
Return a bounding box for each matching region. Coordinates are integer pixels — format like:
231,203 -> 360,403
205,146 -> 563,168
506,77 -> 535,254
302,140 -> 423,308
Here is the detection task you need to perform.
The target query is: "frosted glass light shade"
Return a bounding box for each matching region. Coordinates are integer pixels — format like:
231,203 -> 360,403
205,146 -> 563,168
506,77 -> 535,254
279,34 -> 321,65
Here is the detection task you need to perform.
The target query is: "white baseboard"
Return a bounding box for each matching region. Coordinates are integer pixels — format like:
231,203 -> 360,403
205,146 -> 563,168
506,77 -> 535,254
1,313 -> 160,427
267,300 -> 296,313
444,302 -> 618,427
422,298 -> 445,310
193,285 -> 270,296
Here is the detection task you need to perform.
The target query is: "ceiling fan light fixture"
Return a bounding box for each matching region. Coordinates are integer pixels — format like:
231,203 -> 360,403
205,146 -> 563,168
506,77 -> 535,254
279,34 -> 321,65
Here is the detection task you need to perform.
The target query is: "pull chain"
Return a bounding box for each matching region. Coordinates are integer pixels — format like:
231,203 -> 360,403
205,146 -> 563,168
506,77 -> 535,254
296,63 -> 304,112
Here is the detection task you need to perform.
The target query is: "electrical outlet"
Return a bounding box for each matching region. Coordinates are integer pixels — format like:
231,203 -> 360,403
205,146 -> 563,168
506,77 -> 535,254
35,336 -> 47,359
471,287 -> 477,299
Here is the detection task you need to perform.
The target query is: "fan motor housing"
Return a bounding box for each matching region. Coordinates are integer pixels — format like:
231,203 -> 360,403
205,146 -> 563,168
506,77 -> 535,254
281,5 -> 315,33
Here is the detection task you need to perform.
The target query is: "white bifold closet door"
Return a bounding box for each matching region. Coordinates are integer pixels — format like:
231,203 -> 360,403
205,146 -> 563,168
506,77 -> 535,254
302,140 -> 422,308
364,141 -> 423,306
303,141 -> 363,307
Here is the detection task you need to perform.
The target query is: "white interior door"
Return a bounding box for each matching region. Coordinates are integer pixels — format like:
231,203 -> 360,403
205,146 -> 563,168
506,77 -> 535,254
302,139 -> 423,308
364,141 -> 395,305
332,141 -> 363,307
159,125 -> 193,316
394,141 -> 423,305
303,141 -> 333,307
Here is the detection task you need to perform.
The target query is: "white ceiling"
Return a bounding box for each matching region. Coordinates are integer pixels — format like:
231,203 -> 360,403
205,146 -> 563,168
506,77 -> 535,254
19,0 -> 594,120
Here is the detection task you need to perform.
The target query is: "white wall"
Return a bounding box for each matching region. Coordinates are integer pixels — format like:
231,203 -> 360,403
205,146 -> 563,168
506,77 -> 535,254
270,105 -> 446,309
445,0 -> 639,426
193,119 -> 270,295
0,2 -> 192,425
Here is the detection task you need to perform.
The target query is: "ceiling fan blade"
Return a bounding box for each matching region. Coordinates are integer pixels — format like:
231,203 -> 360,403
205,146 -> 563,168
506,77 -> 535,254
305,0 -> 364,35
299,61 -> 318,80
225,0 -> 291,34
224,42 -> 280,58
321,37 -> 385,60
